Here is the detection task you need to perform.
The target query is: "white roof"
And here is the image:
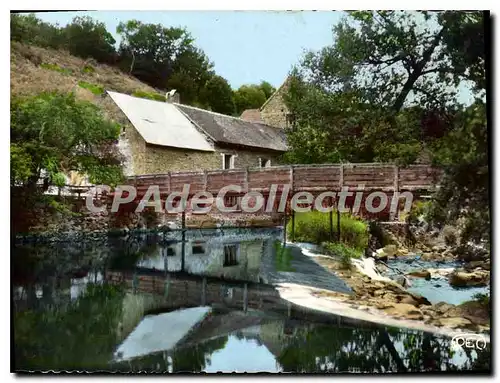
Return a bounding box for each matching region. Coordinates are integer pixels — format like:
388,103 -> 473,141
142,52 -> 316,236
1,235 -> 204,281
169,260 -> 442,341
114,306 -> 212,362
107,91 -> 214,152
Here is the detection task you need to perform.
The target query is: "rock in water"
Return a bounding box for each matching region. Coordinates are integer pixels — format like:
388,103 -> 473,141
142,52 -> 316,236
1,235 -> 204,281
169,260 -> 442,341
408,269 -> 432,280
449,270 -> 490,287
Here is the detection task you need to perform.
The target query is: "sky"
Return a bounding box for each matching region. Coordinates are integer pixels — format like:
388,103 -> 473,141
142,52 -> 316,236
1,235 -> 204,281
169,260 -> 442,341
35,11 -> 344,89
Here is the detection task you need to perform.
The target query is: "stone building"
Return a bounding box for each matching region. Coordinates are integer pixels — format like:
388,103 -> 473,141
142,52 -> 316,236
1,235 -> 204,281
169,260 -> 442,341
240,77 -> 294,130
106,91 -> 288,176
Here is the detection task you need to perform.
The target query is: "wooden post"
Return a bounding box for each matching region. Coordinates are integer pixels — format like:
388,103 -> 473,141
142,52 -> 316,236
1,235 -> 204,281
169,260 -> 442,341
244,167 -> 249,193
337,205 -> 341,242
201,277 -> 207,306
283,205 -> 288,246
181,208 -> 186,272
132,271 -> 138,294
329,196 -> 334,240
391,165 -> 400,221
243,283 -> 248,312
164,273 -> 170,298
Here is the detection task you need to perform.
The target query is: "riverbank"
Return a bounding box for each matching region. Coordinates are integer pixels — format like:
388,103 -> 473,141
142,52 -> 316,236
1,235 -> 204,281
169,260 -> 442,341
279,243 -> 490,339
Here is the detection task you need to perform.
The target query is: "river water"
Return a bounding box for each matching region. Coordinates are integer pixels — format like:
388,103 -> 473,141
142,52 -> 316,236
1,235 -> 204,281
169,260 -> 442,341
12,229 -> 491,373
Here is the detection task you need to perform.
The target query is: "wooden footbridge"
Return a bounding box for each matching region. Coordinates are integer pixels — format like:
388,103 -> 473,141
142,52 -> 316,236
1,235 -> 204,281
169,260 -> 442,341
115,163 -> 441,221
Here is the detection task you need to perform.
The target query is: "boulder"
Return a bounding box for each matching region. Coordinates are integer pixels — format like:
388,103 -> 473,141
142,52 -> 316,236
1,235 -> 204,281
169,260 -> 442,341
407,291 -> 432,306
434,317 -> 474,329
399,295 -> 419,306
455,243 -> 489,262
464,260 -> 489,271
434,301 -> 455,315
449,270 -> 490,287
408,269 -> 431,280
384,303 -> 424,320
394,275 -> 409,287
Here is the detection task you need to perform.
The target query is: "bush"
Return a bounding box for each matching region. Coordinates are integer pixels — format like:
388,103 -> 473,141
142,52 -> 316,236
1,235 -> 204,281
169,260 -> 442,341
443,225 -> 458,246
78,81 -> 105,95
132,90 -> 165,102
472,292 -> 490,310
288,210 -> 368,251
408,200 -> 431,222
323,242 -> 362,269
82,65 -> 96,74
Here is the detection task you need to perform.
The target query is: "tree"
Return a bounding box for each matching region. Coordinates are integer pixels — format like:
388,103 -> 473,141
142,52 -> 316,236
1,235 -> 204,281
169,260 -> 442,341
429,101 -> 488,244
63,16 -> 117,64
116,20 -> 195,89
301,11 -> 467,112
10,13 -> 65,49
259,81 -> 276,99
233,85 -> 267,115
166,47 -> 214,105
11,92 -> 124,190
439,11 -> 486,91
199,75 -> 235,115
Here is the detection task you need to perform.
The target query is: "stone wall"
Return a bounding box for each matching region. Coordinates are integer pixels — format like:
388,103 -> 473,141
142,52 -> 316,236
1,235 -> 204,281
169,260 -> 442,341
260,82 -> 289,129
123,127 -> 284,174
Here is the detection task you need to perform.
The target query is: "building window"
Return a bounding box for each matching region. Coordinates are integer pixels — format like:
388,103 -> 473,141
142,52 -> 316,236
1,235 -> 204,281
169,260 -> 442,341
286,113 -> 296,129
166,246 -> 176,257
223,244 -> 238,267
260,158 -> 271,168
222,154 -> 234,169
192,242 -> 206,255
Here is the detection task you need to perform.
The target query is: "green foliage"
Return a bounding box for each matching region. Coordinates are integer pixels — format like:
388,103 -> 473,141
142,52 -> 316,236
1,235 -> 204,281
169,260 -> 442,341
78,81 -> 105,95
166,46 -> 215,106
199,75 -> 235,115
11,13 -> 277,117
11,13 -> 66,49
274,241 -> 295,272
11,92 -> 124,190
288,211 -> 368,251
323,242 -> 362,268
82,65 -> 95,74
63,16 -> 117,64
40,62 -> 72,75
131,90 -> 165,102
233,84 -> 268,115
428,101 -> 488,243
117,19 -> 195,89
14,283 -> 125,370
472,292 -> 490,309
10,144 -> 33,185
259,81 -> 276,99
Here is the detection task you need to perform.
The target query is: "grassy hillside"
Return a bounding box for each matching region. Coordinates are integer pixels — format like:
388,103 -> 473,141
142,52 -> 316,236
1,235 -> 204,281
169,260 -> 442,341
10,42 -> 164,122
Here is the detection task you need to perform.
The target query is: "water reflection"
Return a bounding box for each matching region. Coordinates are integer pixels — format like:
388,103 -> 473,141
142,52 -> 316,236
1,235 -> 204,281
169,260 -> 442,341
110,313 -> 490,373
12,229 -> 491,373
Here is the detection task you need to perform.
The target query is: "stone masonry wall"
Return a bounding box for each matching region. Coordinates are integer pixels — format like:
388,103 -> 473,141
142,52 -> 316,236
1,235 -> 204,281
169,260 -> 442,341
141,142 -> 283,174
260,82 -> 289,129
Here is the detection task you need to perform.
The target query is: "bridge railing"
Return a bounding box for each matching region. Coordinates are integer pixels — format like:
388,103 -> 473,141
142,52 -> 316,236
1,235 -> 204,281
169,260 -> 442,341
125,163 -> 442,196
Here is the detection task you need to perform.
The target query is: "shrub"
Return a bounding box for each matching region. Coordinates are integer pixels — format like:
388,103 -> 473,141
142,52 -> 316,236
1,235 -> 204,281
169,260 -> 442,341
132,90 -> 165,102
287,210 -> 368,251
442,225 -> 458,247
472,292 -> 490,312
40,62 -> 72,75
78,81 -> 105,95
82,65 -> 95,74
323,242 -> 362,269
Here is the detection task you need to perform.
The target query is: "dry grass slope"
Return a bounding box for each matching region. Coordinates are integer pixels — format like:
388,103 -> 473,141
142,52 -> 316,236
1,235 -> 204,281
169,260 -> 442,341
10,42 -> 159,123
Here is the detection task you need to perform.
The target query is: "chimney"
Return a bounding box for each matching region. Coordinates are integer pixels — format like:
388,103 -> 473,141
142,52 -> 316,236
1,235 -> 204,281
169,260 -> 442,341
166,89 -> 180,104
